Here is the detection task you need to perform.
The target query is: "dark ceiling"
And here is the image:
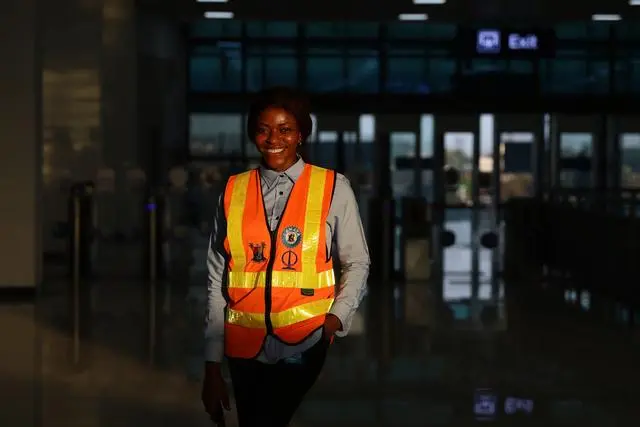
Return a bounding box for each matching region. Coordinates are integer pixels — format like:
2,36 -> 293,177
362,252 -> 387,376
185,0 -> 637,24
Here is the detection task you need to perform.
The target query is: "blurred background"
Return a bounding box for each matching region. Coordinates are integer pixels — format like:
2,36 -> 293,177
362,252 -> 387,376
2,0 -> 640,425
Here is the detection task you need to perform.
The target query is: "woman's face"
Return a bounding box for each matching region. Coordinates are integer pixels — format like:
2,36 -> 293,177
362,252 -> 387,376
253,106 -> 301,172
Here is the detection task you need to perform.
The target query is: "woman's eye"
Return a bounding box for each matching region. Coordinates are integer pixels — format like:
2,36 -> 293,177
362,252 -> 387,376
280,128 -> 291,134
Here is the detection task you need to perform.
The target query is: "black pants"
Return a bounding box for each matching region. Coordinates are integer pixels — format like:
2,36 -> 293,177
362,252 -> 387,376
228,340 -> 329,427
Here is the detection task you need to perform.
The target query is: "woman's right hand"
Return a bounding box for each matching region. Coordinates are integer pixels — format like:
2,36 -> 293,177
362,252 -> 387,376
201,362 -> 230,422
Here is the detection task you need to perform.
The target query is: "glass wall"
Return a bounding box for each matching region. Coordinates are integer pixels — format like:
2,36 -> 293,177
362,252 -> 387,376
188,20 -> 640,96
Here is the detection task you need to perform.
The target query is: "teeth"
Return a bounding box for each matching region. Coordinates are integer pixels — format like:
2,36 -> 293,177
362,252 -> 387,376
266,148 -> 284,154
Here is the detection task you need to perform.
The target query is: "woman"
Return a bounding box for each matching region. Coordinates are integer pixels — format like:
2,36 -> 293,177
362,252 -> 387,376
201,87 -> 370,427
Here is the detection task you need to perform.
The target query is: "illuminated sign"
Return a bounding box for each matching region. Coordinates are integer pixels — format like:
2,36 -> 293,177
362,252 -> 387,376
476,30 -> 540,54
504,396 -> 535,415
460,28 -> 555,58
476,30 -> 501,54
474,388 -> 498,421
508,33 -> 538,50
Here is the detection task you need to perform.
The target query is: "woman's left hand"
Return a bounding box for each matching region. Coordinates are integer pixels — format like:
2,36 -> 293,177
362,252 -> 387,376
323,314 -> 342,341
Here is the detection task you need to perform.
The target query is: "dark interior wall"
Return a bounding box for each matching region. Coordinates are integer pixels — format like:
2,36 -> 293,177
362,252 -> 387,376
137,14 -> 187,187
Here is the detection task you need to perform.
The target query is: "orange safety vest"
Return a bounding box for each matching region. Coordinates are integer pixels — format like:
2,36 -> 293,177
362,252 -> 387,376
222,164 -> 336,359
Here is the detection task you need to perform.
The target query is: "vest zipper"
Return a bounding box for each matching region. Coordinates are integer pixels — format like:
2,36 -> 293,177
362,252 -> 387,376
264,229 -> 276,335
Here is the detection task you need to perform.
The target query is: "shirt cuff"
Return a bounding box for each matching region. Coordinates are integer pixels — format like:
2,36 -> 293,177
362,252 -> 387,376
329,301 -> 355,338
204,339 -> 225,363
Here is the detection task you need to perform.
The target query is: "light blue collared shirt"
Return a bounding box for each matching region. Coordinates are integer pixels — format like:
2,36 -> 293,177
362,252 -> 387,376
204,158 -> 370,363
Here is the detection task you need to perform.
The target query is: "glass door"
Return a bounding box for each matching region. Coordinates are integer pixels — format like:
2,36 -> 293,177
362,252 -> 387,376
550,115 -> 600,196
433,114 -> 480,316
308,113 -> 370,226
614,115 -> 640,216
376,114 -> 423,275
493,114 -> 544,303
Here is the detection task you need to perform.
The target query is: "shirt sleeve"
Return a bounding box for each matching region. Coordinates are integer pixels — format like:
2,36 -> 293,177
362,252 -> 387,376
328,174 -> 370,337
204,193 -> 228,362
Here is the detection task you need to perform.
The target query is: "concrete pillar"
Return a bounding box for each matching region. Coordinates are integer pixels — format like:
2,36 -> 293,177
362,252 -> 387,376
0,0 -> 42,293
102,0 -> 138,169
0,1 -> 40,426
41,0 -> 141,256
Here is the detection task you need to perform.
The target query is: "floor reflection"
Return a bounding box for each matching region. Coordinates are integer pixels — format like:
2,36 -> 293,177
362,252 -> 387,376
4,253 -> 639,426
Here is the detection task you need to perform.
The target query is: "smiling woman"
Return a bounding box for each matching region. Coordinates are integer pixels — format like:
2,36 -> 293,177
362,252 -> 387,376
201,86 -> 370,427
246,87 -> 313,171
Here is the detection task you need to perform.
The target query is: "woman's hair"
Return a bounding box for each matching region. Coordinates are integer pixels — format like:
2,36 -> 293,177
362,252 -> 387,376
246,86 -> 313,143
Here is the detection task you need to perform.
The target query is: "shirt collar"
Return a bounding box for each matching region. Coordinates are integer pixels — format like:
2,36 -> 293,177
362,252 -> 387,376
259,157 -> 305,187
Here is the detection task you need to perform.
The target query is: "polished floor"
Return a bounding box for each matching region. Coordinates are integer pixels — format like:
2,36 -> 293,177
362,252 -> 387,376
2,271 -> 640,427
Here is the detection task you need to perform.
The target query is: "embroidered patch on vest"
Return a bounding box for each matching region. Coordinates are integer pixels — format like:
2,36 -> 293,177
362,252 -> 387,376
300,288 -> 314,296
281,226 -> 302,248
248,242 -> 266,263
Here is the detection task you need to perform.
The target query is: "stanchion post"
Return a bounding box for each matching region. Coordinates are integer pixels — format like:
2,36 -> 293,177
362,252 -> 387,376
145,190 -> 165,366
368,132 -> 395,367
68,181 -> 93,368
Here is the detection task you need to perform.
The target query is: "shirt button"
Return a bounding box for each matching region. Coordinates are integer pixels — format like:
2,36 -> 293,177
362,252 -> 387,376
275,216 -> 280,220
279,191 -> 283,195
280,174 -> 285,177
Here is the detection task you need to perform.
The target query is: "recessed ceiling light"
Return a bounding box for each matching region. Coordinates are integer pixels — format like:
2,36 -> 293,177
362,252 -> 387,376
629,0 -> 640,5
413,0 -> 446,4
591,13 -> 622,21
198,0 -> 228,2
398,13 -> 428,21
204,11 -> 234,19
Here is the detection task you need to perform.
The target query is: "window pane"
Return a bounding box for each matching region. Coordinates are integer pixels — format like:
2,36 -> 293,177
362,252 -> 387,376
305,22 -> 338,38
588,61 -> 610,93
428,58 -> 455,93
617,23 -> 640,42
387,23 -> 431,39
189,114 -> 243,155
387,50 -> 428,93
245,56 -> 263,92
588,22 -> 611,40
508,60 -> 534,74
265,56 -> 297,87
191,42 -> 242,93
189,20 -> 241,38
345,22 -> 379,38
246,46 -> 297,90
246,21 -> 297,38
346,49 -> 379,93
631,59 -> 640,93
425,24 -> 456,39
306,48 -> 344,92
555,23 -> 587,40
190,56 -> 221,92
613,58 -> 631,93
547,59 -> 588,93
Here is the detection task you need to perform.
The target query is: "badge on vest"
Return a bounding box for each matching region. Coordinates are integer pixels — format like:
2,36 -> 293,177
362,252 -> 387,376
249,242 -> 266,263
301,288 -> 314,296
281,226 -> 302,248
281,250 -> 298,270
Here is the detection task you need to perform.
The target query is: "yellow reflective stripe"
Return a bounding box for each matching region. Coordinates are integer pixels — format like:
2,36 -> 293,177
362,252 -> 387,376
227,298 -> 333,329
227,271 -> 267,288
227,171 -> 251,271
271,298 -> 334,328
302,167 -> 326,269
228,269 -> 335,289
226,308 -> 267,329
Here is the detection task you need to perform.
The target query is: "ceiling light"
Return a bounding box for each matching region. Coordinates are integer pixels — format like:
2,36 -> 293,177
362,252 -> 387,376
398,13 -> 428,21
413,0 -> 446,4
630,0 -> 640,5
198,0 -> 228,3
204,11 -> 234,19
591,13 -> 622,21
